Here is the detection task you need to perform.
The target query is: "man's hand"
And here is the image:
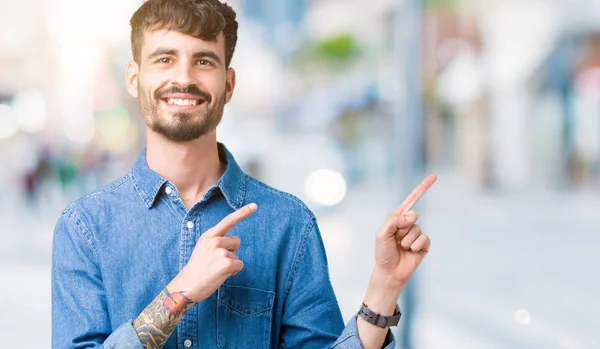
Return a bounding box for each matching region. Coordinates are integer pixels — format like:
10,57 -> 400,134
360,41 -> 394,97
374,174 -> 437,287
133,203 -> 258,349
357,175 -> 436,349
167,202 -> 258,303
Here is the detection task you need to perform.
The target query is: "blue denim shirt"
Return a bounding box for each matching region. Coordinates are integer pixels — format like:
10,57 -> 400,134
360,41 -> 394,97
52,143 -> 394,348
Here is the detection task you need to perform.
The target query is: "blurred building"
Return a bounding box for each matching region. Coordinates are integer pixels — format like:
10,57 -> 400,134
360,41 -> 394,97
241,0 -> 307,56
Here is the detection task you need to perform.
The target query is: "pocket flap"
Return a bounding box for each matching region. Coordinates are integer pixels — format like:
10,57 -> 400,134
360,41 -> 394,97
217,284 -> 275,316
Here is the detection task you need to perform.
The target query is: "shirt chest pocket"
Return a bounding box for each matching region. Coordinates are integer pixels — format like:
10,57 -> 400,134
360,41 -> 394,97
217,284 -> 275,349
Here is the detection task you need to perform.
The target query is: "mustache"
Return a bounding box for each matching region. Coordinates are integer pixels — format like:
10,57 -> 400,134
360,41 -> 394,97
155,85 -> 212,103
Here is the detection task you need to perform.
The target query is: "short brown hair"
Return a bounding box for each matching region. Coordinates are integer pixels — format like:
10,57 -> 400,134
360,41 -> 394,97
130,0 -> 238,67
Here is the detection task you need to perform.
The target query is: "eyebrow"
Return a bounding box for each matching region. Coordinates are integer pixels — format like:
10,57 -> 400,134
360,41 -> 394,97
147,48 -> 222,65
147,48 -> 177,61
192,51 -> 222,65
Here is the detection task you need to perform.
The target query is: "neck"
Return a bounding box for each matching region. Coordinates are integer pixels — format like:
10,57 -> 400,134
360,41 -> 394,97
145,127 -> 225,209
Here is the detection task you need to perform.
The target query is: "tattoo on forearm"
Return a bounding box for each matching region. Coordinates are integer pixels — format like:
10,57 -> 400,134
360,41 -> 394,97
133,288 -> 194,349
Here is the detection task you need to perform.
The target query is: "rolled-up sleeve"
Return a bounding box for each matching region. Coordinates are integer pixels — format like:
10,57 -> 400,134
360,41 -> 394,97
52,207 -> 143,349
332,315 -> 395,348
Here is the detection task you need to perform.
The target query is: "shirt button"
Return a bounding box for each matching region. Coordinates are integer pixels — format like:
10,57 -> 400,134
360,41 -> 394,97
186,221 -> 194,229
165,186 -> 173,195
184,339 -> 192,347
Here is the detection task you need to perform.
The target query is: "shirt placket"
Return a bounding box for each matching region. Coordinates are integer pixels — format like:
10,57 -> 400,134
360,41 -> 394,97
177,210 -> 199,349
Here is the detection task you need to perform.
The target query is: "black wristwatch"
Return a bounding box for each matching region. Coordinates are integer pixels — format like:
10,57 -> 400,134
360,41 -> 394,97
358,303 -> 402,328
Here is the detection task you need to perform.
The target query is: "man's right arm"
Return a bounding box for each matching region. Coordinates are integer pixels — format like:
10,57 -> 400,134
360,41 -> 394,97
52,208 -> 144,349
131,288 -> 194,348
53,204 -> 256,348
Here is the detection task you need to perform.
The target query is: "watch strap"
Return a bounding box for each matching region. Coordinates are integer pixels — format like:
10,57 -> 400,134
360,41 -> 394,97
358,302 -> 401,328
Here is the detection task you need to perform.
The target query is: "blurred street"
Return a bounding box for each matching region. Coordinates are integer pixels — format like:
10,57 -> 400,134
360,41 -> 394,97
3,0 -> 600,347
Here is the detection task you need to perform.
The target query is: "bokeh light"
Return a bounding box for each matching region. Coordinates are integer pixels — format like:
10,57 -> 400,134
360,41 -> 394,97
514,309 -> 532,325
0,104 -> 18,139
304,169 -> 347,206
12,89 -> 48,133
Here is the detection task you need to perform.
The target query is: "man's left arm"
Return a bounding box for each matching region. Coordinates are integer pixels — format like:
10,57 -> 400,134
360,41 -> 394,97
355,174 -> 437,349
280,175 -> 436,349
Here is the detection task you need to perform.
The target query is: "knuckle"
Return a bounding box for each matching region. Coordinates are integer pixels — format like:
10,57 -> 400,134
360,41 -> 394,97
400,236 -> 414,249
385,216 -> 399,229
213,238 -> 223,248
224,258 -> 236,269
404,211 -> 418,222
223,216 -> 234,226
219,259 -> 231,271
376,226 -> 389,239
398,228 -> 407,237
397,216 -> 411,226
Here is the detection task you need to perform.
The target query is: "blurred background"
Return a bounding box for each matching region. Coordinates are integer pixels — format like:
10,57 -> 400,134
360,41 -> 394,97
1,0 -> 599,348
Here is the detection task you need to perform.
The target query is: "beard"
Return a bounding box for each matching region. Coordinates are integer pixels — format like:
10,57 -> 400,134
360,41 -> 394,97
139,84 -> 226,143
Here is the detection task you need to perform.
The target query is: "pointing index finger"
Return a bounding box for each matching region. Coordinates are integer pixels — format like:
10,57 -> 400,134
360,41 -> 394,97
393,174 -> 437,215
209,203 -> 258,237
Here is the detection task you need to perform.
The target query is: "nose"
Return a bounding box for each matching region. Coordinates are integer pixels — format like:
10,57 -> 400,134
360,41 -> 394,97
172,60 -> 197,89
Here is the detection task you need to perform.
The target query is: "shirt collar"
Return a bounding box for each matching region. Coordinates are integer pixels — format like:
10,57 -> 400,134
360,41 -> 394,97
132,142 -> 246,210
216,142 -> 247,210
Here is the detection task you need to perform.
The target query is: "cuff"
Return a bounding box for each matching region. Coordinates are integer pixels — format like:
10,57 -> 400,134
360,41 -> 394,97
102,320 -> 145,349
332,314 -> 395,348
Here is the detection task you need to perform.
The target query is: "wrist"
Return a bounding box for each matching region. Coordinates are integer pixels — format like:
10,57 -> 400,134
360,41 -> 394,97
167,269 -> 200,304
363,269 -> 405,316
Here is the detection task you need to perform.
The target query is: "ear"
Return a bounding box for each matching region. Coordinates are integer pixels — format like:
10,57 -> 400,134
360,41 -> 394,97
225,67 -> 236,104
125,61 -> 140,98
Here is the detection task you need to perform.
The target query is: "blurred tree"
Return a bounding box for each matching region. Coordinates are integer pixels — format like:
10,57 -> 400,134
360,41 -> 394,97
424,0 -> 465,10
314,34 -> 361,62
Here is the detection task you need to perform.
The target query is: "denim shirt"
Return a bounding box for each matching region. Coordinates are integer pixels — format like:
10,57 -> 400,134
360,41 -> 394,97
52,143 -> 394,349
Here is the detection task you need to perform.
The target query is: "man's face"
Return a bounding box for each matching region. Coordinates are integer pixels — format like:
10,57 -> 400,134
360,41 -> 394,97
126,29 -> 235,143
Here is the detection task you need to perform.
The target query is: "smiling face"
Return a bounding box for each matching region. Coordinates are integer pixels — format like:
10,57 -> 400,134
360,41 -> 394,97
126,29 -> 236,143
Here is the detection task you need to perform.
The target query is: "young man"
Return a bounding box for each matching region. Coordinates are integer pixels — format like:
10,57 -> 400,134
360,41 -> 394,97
51,0 -> 436,348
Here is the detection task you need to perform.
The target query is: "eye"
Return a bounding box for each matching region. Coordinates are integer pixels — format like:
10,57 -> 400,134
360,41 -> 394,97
156,57 -> 172,64
196,59 -> 213,66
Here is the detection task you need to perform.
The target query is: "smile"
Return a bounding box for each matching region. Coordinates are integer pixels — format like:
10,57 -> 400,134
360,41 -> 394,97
165,98 -> 201,106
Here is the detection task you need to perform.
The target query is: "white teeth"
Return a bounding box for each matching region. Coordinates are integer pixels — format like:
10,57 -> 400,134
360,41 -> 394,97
166,98 -> 198,106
